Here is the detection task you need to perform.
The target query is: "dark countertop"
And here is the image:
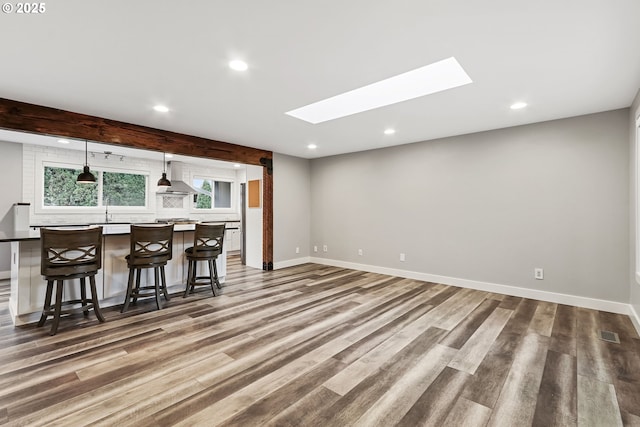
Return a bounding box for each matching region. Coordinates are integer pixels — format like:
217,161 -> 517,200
0,222 -> 240,243
0,229 -> 41,242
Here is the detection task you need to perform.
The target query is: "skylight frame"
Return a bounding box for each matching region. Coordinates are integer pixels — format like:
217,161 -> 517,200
285,57 -> 472,124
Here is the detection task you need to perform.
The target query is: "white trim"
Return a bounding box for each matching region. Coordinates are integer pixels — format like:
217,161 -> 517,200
0,270 -> 9,280
274,257 -> 311,270
310,257 -> 633,316
629,304 -> 640,336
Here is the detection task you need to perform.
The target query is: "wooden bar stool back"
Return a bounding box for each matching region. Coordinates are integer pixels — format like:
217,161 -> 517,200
38,226 -> 105,335
184,223 -> 225,297
121,224 -> 174,312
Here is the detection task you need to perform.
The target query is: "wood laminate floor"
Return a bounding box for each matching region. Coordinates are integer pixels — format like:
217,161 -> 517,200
0,255 -> 639,426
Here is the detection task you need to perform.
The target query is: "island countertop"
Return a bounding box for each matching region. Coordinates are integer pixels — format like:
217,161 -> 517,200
0,222 -> 239,242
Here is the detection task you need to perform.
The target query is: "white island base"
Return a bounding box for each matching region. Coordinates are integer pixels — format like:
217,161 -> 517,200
9,226 -> 226,326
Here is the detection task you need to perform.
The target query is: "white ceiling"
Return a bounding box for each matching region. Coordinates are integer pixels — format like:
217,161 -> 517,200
0,1 -> 639,159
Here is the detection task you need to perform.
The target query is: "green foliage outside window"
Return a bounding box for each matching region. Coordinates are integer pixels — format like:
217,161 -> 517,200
193,178 -> 231,209
195,179 -> 212,209
103,172 -> 146,206
44,166 -> 98,206
43,166 -> 146,207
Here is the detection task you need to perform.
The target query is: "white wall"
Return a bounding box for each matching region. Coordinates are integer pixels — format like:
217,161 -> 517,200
310,109 -> 630,306
629,89 -> 640,327
273,153 -> 311,268
245,164 -> 263,269
0,141 -> 23,275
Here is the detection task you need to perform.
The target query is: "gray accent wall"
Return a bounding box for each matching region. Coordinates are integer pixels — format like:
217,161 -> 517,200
310,109 -> 630,303
273,153 -> 311,264
0,141 -> 23,273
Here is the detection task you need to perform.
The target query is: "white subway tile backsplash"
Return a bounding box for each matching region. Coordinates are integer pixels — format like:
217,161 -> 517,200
23,143 -> 240,225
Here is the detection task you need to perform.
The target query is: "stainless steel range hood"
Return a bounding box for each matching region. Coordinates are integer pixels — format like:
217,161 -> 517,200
156,161 -> 198,195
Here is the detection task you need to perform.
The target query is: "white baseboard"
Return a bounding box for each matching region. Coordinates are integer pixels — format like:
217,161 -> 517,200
630,304 -> 640,335
310,257 -> 634,318
274,257 -> 311,270
0,270 -> 9,280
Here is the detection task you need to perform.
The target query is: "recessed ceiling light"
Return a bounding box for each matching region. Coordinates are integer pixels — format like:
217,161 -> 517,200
57,139 -> 70,144
229,60 -> 248,71
510,102 -> 528,110
153,105 -> 170,113
285,57 -> 472,124
165,153 -> 173,158
307,144 -> 317,150
233,163 -> 241,168
384,129 -> 396,135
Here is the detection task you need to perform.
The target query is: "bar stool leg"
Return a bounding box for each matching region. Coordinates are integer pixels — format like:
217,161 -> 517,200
184,259 -> 194,298
122,268 -> 135,313
208,259 -> 217,296
80,277 -> 89,317
161,266 -> 170,301
90,274 -> 105,323
50,280 -> 64,336
153,267 -> 162,310
191,261 -> 198,294
38,280 -> 54,327
213,258 -> 221,289
133,268 -> 142,304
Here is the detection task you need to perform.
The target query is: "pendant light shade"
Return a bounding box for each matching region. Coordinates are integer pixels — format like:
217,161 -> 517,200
157,152 -> 171,186
77,140 -> 96,183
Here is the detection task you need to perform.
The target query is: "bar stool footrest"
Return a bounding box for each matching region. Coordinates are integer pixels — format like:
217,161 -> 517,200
42,300 -> 97,315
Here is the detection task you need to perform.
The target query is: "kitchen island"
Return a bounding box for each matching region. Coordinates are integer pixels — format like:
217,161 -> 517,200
2,223 -> 237,325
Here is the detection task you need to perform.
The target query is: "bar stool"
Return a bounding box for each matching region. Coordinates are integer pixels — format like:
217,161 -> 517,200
121,224 -> 174,312
38,226 -> 105,335
184,223 -> 225,297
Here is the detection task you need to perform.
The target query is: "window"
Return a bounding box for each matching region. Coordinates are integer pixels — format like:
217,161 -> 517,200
43,165 -> 147,208
192,177 -> 232,209
103,171 -> 146,206
44,166 -> 98,207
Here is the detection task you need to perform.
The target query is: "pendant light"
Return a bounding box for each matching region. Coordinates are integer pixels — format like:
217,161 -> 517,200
157,152 -> 171,186
76,140 -> 96,183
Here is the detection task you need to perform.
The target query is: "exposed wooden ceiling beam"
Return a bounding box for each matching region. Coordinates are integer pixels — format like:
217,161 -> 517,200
0,97 -> 272,165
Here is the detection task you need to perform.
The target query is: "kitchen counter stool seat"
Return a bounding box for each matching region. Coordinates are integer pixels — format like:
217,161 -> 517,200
38,226 -> 105,335
184,223 -> 225,297
121,224 -> 174,312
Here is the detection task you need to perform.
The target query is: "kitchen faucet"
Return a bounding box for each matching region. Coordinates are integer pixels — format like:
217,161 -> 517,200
105,197 -> 109,223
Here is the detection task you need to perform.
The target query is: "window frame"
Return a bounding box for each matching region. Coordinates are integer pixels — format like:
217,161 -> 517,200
36,159 -> 152,215
190,174 -> 235,213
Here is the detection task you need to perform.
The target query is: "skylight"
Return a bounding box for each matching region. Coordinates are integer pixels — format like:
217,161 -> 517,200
285,57 -> 472,124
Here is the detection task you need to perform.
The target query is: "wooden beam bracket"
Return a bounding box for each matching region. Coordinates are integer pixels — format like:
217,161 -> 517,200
260,157 -> 273,175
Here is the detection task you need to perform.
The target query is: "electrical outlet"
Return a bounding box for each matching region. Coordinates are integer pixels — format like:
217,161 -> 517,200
358,249 -> 363,256
323,245 -> 328,252
534,268 -> 544,280
314,246 -> 318,253
400,253 -> 405,262
295,247 -> 300,254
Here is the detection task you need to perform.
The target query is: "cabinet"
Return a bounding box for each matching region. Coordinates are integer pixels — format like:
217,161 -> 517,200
102,234 -> 187,299
11,239 -> 105,316
226,222 -> 241,251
